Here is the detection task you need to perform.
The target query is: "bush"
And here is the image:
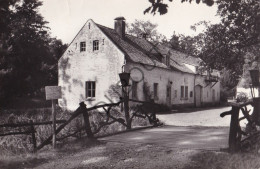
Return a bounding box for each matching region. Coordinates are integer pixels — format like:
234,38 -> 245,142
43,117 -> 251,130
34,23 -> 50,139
0,104 -> 153,153
236,92 -> 249,103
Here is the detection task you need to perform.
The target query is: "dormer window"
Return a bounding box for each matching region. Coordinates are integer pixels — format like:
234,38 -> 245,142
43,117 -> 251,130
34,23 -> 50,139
80,42 -> 86,52
93,40 -> 99,51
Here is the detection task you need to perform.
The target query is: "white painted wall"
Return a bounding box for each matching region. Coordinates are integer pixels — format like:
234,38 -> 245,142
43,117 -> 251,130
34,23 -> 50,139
58,19 -> 221,110
125,62 -> 196,106
195,75 -> 220,105
58,20 -> 125,110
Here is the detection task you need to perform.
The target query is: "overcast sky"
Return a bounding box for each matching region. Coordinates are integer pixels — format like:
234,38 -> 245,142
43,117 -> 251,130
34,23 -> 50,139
39,0 -> 221,44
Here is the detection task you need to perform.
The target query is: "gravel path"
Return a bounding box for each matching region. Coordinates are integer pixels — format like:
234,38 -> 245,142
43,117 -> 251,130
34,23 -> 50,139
157,106 -> 249,127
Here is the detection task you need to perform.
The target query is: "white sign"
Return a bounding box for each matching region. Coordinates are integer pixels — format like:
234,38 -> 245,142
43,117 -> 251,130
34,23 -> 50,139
45,86 -> 62,100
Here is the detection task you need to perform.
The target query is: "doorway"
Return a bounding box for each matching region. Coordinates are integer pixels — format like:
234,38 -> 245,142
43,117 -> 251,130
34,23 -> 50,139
195,85 -> 202,107
166,85 -> 172,107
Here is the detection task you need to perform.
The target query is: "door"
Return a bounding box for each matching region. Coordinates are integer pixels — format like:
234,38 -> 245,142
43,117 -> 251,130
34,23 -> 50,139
195,85 -> 202,107
166,85 -> 172,107
212,89 -> 215,103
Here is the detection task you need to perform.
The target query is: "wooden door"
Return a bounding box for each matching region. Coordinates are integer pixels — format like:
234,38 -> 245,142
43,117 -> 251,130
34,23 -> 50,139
212,89 -> 215,102
166,85 -> 171,107
195,85 -> 202,107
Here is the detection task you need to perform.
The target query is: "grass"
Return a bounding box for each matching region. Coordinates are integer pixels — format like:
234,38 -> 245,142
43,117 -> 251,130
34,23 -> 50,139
2,134 -> 260,169
0,105 -> 151,154
0,136 -> 198,169
183,151 -> 260,169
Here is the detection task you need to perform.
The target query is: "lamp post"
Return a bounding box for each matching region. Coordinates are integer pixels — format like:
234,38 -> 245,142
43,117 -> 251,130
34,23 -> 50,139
249,69 -> 260,125
119,68 -> 131,130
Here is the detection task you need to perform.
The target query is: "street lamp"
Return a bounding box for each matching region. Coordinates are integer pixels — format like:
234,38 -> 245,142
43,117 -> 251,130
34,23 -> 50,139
119,72 -> 130,87
118,65 -> 131,130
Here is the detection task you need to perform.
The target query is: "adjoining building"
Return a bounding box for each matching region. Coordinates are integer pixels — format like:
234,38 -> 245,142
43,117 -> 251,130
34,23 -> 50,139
58,17 -> 220,110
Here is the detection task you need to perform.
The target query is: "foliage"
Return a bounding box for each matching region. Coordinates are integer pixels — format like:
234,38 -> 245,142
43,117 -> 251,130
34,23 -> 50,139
127,20 -> 166,42
183,151 -> 260,169
144,0 -> 214,15
160,0 -> 260,90
0,104 -> 152,153
236,92 -> 248,103
0,0 -> 67,106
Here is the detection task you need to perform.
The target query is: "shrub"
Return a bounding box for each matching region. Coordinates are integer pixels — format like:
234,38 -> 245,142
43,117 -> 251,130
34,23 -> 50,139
236,92 -> 249,103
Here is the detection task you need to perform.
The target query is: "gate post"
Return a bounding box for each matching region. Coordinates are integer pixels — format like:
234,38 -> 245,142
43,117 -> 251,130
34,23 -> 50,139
229,106 -> 240,152
80,102 -> 94,138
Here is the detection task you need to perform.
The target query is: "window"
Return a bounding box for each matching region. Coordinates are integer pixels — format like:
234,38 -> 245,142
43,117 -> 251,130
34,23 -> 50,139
174,90 -> 177,98
80,42 -> 86,52
181,86 -> 184,98
93,40 -> 99,51
181,86 -> 188,99
85,81 -> 95,98
185,86 -> 188,98
132,81 -> 138,99
190,91 -> 193,97
154,83 -> 158,99
167,86 -> 170,97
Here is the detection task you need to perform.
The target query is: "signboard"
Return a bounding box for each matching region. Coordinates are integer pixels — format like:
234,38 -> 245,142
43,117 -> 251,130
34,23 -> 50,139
45,86 -> 62,100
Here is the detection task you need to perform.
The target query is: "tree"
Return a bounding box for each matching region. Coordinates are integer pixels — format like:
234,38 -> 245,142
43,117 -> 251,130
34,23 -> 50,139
197,0 -> 259,79
144,0 -> 214,15
0,0 -> 67,105
127,20 -> 165,41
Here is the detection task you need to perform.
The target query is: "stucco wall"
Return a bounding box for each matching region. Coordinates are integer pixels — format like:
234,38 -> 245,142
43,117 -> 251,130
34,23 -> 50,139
195,75 -> 220,105
58,20 -> 125,110
125,62 -> 195,106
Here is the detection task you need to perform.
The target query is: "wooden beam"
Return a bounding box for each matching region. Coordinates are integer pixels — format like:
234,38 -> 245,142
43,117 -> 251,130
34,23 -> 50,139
0,130 -> 32,137
0,120 -> 66,128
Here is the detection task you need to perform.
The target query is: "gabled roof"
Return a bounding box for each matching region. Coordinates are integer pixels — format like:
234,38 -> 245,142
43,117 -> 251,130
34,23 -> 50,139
97,24 -> 167,69
96,22 -> 200,74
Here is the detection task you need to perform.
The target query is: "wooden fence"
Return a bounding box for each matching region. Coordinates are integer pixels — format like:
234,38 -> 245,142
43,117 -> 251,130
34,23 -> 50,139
220,99 -> 260,152
0,98 -> 161,152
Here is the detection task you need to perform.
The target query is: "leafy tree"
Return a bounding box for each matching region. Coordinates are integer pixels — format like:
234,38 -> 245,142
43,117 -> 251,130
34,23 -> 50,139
144,0 -> 214,15
0,0 -> 67,105
159,0 -> 259,88
127,20 -> 165,41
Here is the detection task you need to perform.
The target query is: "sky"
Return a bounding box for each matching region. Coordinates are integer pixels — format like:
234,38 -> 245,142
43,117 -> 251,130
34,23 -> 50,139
39,0 -> 221,44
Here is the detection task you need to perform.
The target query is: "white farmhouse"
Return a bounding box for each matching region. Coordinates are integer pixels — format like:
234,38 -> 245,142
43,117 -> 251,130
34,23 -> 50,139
58,17 -> 220,110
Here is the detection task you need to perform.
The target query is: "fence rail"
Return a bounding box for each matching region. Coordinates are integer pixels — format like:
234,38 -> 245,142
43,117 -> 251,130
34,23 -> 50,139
1,99 -> 161,152
220,100 -> 260,152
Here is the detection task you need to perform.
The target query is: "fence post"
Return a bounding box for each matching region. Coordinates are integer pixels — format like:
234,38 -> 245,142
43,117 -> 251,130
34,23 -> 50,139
229,106 -> 240,152
29,120 -> 36,152
80,102 -> 94,138
151,99 -> 157,125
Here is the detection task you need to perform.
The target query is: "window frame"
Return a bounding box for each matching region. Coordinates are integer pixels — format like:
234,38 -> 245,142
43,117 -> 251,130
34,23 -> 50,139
80,42 -> 86,52
93,40 -> 99,51
181,85 -> 189,99
85,81 -> 96,99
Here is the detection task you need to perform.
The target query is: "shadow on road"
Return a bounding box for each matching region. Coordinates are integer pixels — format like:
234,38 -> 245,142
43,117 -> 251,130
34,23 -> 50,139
159,105 -> 230,114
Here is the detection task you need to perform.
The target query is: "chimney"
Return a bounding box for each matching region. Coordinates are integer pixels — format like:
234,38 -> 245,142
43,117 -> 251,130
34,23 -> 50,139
114,17 -> 126,38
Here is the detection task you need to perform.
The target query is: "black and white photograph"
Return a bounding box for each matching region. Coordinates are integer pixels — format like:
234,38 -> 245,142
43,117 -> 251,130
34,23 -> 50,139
0,0 -> 260,168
